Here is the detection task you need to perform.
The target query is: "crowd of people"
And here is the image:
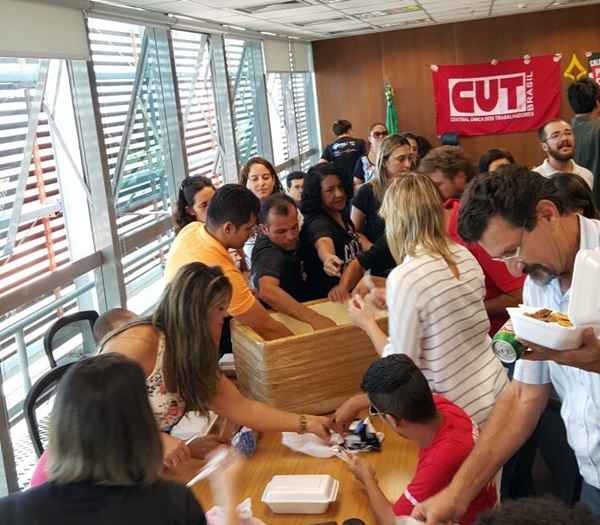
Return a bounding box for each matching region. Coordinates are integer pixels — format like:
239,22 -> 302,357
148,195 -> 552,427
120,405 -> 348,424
2,77 -> 600,525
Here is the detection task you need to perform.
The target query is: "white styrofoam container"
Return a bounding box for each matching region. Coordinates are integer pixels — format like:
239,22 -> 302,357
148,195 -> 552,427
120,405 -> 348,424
507,248 -> 600,350
261,474 -> 339,514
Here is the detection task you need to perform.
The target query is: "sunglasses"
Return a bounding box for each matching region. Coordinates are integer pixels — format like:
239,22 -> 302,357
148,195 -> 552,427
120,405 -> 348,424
372,131 -> 389,138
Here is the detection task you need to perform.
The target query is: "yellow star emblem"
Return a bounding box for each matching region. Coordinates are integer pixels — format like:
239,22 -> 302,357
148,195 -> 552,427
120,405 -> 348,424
563,53 -> 588,81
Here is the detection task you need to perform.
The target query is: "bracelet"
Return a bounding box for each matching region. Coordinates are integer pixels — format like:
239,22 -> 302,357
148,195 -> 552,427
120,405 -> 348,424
299,414 -> 308,434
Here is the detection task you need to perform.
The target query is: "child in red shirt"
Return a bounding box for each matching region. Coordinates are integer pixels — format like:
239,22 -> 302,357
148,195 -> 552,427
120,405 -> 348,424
347,354 -> 496,525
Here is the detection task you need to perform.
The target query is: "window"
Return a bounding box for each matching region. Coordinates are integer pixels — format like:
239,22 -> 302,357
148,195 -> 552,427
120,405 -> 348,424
266,72 -> 291,166
172,30 -> 223,186
225,38 -> 272,167
88,18 -> 181,310
0,56 -> 98,489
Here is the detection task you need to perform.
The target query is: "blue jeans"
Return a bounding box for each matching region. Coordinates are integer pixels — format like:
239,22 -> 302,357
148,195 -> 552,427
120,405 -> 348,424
582,481 -> 600,517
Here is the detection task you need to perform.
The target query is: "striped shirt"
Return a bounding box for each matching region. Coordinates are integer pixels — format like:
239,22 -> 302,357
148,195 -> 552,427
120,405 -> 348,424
384,244 -> 508,425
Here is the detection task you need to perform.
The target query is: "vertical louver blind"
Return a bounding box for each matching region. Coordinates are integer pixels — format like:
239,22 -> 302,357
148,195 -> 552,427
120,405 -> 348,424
172,30 -> 223,186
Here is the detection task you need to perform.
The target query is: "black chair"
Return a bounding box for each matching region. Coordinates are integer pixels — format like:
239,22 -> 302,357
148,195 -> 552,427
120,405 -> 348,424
24,362 -> 75,457
43,310 -> 99,368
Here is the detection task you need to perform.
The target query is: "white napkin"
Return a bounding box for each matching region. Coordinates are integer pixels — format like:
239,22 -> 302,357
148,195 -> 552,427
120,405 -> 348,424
281,432 -> 343,458
205,498 -> 266,525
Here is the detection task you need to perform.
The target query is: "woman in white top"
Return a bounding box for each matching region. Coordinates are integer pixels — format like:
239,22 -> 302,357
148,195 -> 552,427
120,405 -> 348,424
334,173 -> 507,428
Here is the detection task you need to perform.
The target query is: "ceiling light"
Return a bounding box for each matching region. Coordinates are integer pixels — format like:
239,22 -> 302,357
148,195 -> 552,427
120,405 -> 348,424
168,13 -> 197,21
260,31 -> 278,36
288,35 -> 301,39
517,3 -> 527,8
222,24 -> 247,31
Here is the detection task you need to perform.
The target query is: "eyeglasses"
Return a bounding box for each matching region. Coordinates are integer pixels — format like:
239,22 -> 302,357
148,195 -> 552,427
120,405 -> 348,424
372,131 -> 388,138
491,227 -> 527,263
368,403 -> 387,424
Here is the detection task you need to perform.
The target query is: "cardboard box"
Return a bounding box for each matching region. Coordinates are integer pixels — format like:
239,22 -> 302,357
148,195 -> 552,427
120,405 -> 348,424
231,300 -> 387,414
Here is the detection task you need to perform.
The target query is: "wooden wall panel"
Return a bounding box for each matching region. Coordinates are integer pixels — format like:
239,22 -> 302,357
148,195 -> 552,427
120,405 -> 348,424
313,5 -> 600,169
313,33 -> 384,152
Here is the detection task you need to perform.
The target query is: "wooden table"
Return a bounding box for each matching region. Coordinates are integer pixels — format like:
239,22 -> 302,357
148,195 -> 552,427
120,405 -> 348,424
171,419 -> 418,524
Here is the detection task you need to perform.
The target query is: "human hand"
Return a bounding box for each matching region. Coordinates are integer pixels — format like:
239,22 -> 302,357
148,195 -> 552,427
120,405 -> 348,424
348,455 -> 377,487
307,312 -> 337,330
357,233 -> 372,251
366,287 -> 387,310
328,284 -> 351,303
305,415 -> 332,441
331,394 -> 366,434
187,434 -> 230,459
520,328 -> 600,373
348,294 -> 376,331
208,447 -> 245,506
323,254 -> 344,277
161,432 -> 192,469
411,486 -> 466,525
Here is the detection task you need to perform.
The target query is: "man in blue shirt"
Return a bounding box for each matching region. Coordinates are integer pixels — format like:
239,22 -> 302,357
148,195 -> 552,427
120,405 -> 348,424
414,165 -> 600,523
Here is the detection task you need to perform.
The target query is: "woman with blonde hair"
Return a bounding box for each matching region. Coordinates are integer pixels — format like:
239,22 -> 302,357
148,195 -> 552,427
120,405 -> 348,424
351,134 -> 412,246
334,173 -> 507,428
102,262 -> 330,468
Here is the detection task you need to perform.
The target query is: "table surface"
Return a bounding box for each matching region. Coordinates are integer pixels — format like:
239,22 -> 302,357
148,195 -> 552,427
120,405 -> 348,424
171,419 -> 419,524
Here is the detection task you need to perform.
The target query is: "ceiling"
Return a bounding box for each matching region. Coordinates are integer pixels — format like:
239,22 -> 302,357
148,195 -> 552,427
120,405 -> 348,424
107,0 -> 600,40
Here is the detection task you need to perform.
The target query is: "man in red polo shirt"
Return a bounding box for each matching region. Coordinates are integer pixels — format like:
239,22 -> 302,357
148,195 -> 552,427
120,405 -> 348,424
347,354 -> 496,525
419,146 -> 524,334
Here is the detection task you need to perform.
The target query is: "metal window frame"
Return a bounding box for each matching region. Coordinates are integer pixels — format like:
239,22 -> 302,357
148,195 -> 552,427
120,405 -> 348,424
210,34 -> 239,184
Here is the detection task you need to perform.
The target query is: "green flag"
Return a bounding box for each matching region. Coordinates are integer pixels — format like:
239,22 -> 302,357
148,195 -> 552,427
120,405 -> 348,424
385,82 -> 399,134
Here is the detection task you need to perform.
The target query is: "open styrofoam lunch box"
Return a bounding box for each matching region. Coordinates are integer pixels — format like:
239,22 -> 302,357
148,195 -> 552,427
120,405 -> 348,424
507,248 -> 600,350
261,474 -> 339,514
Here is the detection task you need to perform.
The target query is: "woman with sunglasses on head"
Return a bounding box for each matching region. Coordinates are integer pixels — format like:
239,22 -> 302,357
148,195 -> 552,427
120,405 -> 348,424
334,173 -> 507,432
173,175 -> 216,234
351,134 -> 413,248
239,157 -> 284,269
102,262 -> 331,469
352,123 -> 388,184
0,353 -> 241,525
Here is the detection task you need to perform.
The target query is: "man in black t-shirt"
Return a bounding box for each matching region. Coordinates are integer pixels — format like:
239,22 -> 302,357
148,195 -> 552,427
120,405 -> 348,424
321,119 -> 367,185
251,194 -> 335,331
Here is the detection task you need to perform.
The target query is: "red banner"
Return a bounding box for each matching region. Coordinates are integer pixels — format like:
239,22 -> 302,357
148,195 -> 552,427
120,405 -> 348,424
589,53 -> 600,86
432,55 -> 561,137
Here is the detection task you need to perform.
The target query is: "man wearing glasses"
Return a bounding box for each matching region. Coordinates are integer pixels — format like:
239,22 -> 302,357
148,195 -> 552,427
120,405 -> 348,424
415,167 -> 600,523
345,354 -> 496,525
533,119 -> 594,190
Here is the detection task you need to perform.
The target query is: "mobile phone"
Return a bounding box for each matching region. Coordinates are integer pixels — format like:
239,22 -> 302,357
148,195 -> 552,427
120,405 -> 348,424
308,522 -> 337,525
342,519 -> 366,525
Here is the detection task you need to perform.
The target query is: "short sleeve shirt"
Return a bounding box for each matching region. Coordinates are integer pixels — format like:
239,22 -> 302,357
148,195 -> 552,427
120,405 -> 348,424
164,223 -> 256,317
352,183 -> 385,243
392,396 -> 496,524
513,215 -> 600,489
322,137 -> 367,183
251,234 -> 309,302
532,159 -> 594,190
300,212 -> 361,297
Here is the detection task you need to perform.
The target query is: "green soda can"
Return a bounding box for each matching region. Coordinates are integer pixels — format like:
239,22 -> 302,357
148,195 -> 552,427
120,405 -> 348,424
492,320 -> 526,363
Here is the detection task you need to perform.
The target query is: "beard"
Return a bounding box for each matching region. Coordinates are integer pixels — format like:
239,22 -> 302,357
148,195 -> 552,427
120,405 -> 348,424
547,142 -> 574,162
522,264 -> 558,285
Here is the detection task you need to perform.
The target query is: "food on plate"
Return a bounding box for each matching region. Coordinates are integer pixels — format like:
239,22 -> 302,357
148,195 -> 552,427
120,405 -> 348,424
524,308 -> 573,327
